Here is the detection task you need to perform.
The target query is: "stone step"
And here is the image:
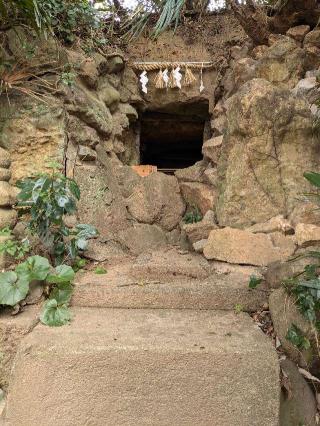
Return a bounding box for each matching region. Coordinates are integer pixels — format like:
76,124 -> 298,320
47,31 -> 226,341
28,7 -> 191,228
4,308 -> 279,426
72,268 -> 268,312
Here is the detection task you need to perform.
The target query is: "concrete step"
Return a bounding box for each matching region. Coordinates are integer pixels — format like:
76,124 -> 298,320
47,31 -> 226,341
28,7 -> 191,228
72,267 -> 268,312
4,308 -> 279,426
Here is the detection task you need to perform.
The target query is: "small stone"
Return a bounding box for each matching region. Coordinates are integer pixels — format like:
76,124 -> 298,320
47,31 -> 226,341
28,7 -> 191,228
230,45 -> 249,60
286,25 -> 310,42
113,139 -> 125,154
268,33 -> 288,46
0,148 -> 10,169
292,77 -> 318,96
210,115 -> 226,136
251,45 -> 268,60
202,136 -> 223,164
193,239 -> 207,253
295,223 -> 320,247
0,168 -> 11,182
304,29 -> 320,48
0,208 -> 17,229
107,56 -> 124,74
0,235 -> 9,269
202,210 -> 216,223
203,167 -> 218,187
25,281 -> 44,305
182,221 -> 217,244
290,202 -> 320,227
78,146 -> 97,162
118,104 -> 138,122
246,215 -> 293,234
175,161 -> 206,183
0,182 -> 16,207
98,83 -> 120,111
304,46 -> 320,70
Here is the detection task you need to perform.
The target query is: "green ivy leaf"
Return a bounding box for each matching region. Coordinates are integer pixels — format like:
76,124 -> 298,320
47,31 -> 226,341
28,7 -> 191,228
46,264 -> 75,284
16,255 -> 50,282
286,324 -> 311,350
304,171 -> 320,188
49,282 -> 73,304
68,179 -> 80,200
94,266 -> 107,275
249,275 -> 263,289
40,299 -> 71,327
76,238 -> 88,250
0,227 -> 11,236
0,271 -> 29,306
75,224 -> 98,239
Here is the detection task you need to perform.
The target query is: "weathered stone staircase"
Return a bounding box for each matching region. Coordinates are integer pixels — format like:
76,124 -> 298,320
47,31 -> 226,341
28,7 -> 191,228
2,248 -> 280,425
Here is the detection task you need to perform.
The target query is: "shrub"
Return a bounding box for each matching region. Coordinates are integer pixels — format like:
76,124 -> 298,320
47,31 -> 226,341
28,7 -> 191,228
16,163 -> 98,265
0,255 -> 75,326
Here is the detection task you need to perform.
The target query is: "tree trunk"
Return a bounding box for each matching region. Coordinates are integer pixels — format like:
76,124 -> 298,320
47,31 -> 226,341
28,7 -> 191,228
227,0 -> 270,45
228,0 -> 320,46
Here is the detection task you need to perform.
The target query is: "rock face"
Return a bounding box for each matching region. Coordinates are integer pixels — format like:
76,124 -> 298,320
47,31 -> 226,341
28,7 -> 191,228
203,227 -> 296,266
216,78 -> 319,228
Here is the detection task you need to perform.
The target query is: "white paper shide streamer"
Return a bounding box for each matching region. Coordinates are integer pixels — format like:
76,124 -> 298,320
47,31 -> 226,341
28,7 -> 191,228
173,67 -> 182,89
199,65 -> 204,93
162,69 -> 169,88
140,70 -> 148,94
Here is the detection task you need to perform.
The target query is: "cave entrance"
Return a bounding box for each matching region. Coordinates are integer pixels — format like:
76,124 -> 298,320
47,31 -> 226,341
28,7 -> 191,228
139,101 -> 210,174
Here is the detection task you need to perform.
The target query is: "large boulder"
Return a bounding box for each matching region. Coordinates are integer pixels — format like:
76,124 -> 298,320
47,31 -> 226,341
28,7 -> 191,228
203,227 -> 296,266
216,79 -> 319,228
256,36 -> 306,89
126,172 -> 185,231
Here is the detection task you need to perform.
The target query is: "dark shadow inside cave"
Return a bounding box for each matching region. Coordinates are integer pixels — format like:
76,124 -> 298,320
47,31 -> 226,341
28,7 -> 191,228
139,101 -> 210,173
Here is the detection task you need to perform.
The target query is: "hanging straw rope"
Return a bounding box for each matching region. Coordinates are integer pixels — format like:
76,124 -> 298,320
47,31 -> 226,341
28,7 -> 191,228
131,61 -> 214,71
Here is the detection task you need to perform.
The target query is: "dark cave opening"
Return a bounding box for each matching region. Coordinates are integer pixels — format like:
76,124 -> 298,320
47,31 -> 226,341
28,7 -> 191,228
139,105 -> 209,173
